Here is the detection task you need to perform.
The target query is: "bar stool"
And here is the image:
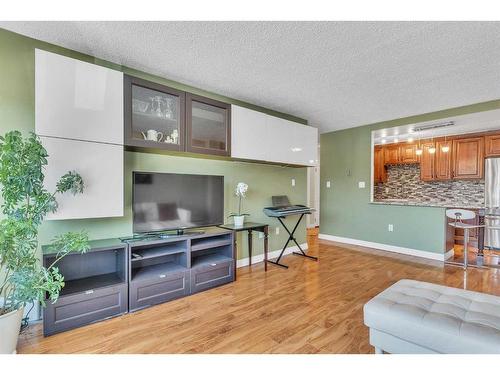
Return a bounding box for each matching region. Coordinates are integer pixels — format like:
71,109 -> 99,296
445,209 -> 484,269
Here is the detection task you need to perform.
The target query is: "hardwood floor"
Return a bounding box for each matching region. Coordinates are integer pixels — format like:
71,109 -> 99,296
18,229 -> 500,354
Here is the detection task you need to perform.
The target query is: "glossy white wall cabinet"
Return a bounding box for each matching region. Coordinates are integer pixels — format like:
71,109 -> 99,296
231,105 -> 269,161
41,136 -> 124,220
231,105 -> 318,166
35,49 -> 124,145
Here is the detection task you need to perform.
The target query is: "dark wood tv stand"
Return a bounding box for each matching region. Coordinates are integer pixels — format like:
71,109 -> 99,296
42,227 -> 234,336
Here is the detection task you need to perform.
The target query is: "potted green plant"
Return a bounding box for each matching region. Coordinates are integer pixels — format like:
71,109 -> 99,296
0,131 -> 89,354
229,182 -> 249,227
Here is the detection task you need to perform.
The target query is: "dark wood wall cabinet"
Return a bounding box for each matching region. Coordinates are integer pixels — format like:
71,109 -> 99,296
186,94 -> 231,156
124,75 -> 231,157
42,229 -> 235,336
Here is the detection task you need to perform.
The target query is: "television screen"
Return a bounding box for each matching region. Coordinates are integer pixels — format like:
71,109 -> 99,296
133,172 -> 224,233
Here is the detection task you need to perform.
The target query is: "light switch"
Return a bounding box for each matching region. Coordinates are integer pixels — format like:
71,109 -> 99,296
326,181 -> 331,188
291,178 -> 296,187
358,181 -> 366,189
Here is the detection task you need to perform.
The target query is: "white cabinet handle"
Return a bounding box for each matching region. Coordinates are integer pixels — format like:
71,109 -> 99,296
159,274 -> 166,278
85,290 -> 94,295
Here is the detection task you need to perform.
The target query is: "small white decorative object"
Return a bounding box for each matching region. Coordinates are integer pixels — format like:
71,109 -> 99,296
171,129 -> 179,144
230,182 -> 249,227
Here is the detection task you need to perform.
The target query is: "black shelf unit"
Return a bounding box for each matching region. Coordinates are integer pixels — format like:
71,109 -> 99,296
42,228 -> 235,335
42,240 -> 128,336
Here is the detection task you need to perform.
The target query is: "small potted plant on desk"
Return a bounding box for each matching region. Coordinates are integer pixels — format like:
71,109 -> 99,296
229,182 -> 249,227
0,131 -> 89,354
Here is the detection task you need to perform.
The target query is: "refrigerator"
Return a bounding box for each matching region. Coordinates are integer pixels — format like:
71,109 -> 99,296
484,157 -> 500,249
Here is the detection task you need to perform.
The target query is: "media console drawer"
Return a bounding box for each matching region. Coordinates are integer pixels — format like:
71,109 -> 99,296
43,283 -> 128,336
190,259 -> 234,293
129,270 -> 190,311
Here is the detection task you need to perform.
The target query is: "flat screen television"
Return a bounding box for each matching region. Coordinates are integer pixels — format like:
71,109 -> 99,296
133,172 -> 224,233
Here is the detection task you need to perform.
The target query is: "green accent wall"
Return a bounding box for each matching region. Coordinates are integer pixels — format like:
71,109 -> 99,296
320,100 -> 500,254
0,28 -> 308,260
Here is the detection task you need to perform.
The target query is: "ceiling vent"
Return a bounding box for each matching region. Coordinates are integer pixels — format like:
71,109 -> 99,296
413,121 -> 455,132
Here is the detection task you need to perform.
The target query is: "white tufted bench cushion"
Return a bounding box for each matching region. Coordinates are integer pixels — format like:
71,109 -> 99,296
363,279 -> 500,354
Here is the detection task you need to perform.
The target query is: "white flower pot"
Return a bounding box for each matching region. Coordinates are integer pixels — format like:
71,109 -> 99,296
233,215 -> 245,227
0,307 -> 23,354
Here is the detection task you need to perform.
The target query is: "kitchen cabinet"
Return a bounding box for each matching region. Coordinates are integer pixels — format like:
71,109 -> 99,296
485,134 -> 500,157
384,145 -> 400,165
35,49 -> 123,145
434,140 -> 452,180
373,146 -> 386,183
399,143 -> 418,163
452,137 -> 484,179
231,105 -> 318,166
41,136 -> 124,220
419,142 -> 436,181
186,94 -> 231,157
124,75 -> 185,152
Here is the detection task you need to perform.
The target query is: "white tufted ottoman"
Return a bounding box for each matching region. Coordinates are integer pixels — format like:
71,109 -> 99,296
363,279 -> 500,354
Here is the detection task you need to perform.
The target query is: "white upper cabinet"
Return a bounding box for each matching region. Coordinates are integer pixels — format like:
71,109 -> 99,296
231,105 -> 318,166
231,105 -> 269,161
35,49 -> 124,145
41,136 -> 124,220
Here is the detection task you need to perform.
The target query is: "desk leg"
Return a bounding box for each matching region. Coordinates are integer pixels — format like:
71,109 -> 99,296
264,226 -> 269,272
248,229 -> 253,266
233,233 -> 237,281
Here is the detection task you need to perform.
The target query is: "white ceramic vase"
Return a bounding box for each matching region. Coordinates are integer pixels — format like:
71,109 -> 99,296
0,307 -> 23,354
233,215 -> 245,227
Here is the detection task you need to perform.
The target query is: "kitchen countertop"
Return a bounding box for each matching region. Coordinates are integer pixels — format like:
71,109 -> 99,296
371,200 -> 484,209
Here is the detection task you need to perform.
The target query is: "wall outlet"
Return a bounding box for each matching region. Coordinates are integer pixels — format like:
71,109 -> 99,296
275,227 -> 280,235
291,178 -> 296,187
358,181 -> 366,189
326,181 -> 331,188
388,224 -> 394,232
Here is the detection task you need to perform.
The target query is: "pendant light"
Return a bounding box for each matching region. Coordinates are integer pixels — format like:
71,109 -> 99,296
428,134 -> 436,154
441,135 -> 450,153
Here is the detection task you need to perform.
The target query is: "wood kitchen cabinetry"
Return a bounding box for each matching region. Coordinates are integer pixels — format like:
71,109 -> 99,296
452,137 -> 484,179
384,145 -> 400,164
434,140 -> 452,180
376,132 -> 488,182
485,134 -> 500,157
399,143 -> 418,163
419,142 -> 435,181
374,146 -> 387,183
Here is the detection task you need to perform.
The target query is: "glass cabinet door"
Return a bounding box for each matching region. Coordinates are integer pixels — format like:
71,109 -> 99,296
186,94 -> 231,156
125,76 -> 185,151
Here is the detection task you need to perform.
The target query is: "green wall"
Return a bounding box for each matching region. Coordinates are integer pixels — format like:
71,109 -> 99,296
320,100 -> 500,254
0,28 -> 308,260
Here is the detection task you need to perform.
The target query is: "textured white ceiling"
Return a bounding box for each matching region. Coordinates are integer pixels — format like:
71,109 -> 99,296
2,21 -> 500,133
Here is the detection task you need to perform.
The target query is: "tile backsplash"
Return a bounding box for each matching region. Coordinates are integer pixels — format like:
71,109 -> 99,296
374,163 -> 484,207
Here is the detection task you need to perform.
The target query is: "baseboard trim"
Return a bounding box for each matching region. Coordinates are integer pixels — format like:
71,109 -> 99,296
444,248 -> 455,260
236,243 -> 308,268
318,234 -> 448,261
